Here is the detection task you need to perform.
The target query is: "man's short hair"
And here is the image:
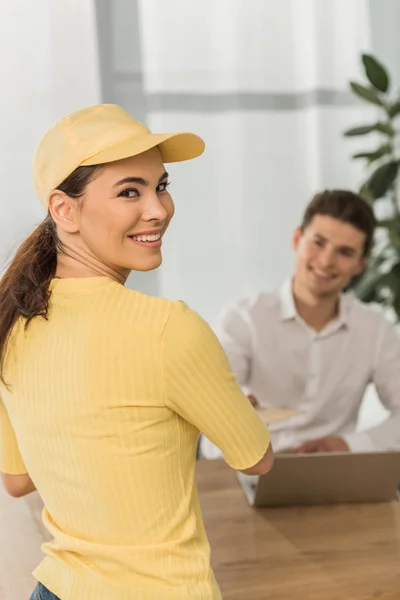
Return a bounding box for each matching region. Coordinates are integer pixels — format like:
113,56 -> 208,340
300,190 -> 376,256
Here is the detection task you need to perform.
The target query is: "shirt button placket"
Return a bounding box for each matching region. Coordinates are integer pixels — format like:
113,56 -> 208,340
307,335 -> 319,397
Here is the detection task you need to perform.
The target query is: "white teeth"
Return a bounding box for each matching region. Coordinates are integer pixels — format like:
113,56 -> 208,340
132,233 -> 161,242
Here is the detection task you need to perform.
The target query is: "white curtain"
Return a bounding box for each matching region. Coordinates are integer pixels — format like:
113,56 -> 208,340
0,0 -> 101,267
137,0 -> 372,322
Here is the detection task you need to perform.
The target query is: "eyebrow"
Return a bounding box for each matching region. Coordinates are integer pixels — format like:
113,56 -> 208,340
339,246 -> 357,255
113,171 -> 169,188
313,234 -> 357,254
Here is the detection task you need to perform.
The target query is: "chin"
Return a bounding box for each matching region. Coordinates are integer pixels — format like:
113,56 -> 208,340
128,256 -> 163,272
305,274 -> 341,296
311,285 -> 340,298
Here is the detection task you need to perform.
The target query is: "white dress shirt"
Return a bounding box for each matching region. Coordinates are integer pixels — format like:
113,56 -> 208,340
201,280 -> 400,458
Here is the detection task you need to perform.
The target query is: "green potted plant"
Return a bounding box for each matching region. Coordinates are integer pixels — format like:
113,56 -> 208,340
344,53 -> 400,318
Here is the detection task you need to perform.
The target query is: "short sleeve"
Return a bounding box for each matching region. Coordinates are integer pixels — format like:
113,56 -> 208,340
0,396 -> 27,474
213,304 -> 253,387
162,302 -> 271,470
344,317 -> 400,452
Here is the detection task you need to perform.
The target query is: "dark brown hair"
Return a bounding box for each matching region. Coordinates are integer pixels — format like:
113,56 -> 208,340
0,164 -> 103,383
301,189 -> 376,257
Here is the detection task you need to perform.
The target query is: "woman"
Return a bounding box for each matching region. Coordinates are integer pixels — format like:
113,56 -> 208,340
0,104 -> 273,600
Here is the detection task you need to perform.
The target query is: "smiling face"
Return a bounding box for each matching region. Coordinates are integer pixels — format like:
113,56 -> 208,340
293,215 -> 367,299
49,148 -> 175,279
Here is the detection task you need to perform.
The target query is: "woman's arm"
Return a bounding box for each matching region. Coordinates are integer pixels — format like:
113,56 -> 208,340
1,472 -> 36,497
163,302 -> 274,474
241,443 -> 274,476
1,399 -> 33,496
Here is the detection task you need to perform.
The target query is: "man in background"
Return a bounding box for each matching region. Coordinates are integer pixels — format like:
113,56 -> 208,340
201,190 -> 400,458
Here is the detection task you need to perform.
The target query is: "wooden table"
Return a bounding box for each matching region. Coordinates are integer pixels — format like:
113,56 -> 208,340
197,460 -> 400,600
2,461 -> 400,599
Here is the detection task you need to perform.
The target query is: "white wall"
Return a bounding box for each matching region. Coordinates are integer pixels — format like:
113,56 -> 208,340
0,0 -> 101,268
137,0 -> 371,319
369,0 -> 400,87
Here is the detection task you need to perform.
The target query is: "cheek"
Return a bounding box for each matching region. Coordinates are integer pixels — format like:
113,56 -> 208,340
164,195 -> 175,222
80,210 -> 113,242
80,203 -> 140,241
341,260 -> 361,277
298,244 -> 315,265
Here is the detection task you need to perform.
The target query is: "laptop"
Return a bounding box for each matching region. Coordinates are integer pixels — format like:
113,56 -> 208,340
237,451 -> 400,507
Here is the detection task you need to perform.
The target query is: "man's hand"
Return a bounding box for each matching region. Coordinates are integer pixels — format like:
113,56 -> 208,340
294,436 -> 350,454
247,394 -> 259,407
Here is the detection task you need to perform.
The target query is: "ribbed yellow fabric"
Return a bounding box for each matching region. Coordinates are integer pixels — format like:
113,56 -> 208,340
0,277 -> 270,600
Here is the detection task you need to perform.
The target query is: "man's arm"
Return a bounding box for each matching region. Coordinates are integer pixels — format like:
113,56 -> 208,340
294,316 -> 400,455
212,303 -> 253,388
342,318 -> 400,452
294,436 -> 350,454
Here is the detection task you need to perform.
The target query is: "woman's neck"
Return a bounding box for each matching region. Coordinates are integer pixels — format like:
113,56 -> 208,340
55,246 -> 128,285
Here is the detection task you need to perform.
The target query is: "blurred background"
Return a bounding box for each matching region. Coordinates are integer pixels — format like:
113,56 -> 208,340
3,2 -> 400,595
2,0 -> 400,426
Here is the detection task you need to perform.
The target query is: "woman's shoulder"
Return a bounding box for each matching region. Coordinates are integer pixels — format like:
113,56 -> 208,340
116,288 -> 194,325
117,286 -> 174,314
162,300 -> 218,350
115,288 -> 213,340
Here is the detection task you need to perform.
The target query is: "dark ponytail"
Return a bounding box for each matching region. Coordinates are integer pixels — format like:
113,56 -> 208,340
0,164 -> 103,382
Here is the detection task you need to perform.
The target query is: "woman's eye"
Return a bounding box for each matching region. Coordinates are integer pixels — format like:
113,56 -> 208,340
119,188 -> 139,198
157,181 -> 171,193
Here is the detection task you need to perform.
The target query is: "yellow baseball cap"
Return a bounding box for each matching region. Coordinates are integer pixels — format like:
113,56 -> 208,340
33,103 -> 205,207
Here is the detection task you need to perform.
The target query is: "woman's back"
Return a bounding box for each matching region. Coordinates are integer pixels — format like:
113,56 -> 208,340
2,277 -> 270,599
3,278 -> 217,598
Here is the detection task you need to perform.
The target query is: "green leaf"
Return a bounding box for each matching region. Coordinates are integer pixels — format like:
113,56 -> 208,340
392,265 -> 400,319
358,184 -> 375,203
362,54 -> 390,93
378,218 -> 398,228
347,272 -> 376,301
353,144 -> 392,162
353,153 -> 373,160
350,82 -> 385,106
376,215 -> 400,249
344,122 -> 394,137
353,259 -> 400,306
353,153 -> 379,161
352,268 -> 388,300
375,122 -> 395,135
393,290 -> 400,321
367,161 -> 399,198
379,263 -> 400,295
344,124 -> 377,136
387,223 -> 400,250
388,99 -> 400,118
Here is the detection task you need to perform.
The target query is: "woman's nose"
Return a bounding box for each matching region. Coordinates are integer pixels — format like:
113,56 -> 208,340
142,196 -> 168,222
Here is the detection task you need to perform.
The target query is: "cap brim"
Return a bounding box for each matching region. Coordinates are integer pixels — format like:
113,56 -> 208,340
81,132 -> 205,167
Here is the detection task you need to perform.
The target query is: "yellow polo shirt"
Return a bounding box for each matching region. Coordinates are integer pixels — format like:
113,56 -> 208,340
0,277 -> 270,600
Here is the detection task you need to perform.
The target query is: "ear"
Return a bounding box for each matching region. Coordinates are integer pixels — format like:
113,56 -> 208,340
48,190 -> 79,234
354,257 -> 367,276
293,227 -> 303,252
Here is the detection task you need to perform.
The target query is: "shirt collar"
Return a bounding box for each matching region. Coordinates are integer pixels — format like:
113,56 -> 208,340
278,278 -> 350,330
279,279 -> 297,321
